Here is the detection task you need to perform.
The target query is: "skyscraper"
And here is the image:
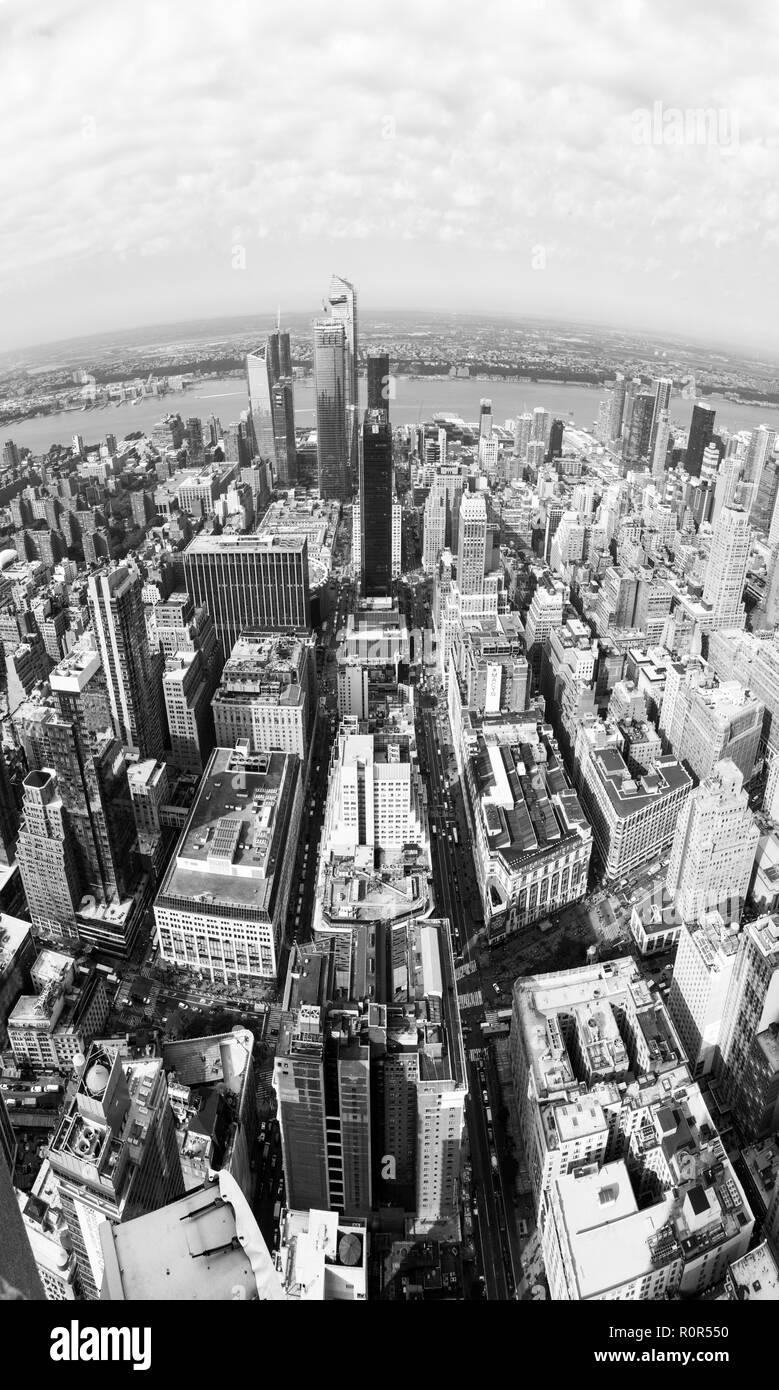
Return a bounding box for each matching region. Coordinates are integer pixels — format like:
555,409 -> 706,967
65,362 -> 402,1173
608,374 -> 627,442
184,532 -> 310,658
685,402 -> 716,478
702,504 -> 751,630
328,275 -> 359,489
245,347 -> 276,460
271,378 -> 296,485
456,491 -> 488,595
718,914 -> 779,1139
360,409 -> 393,598
623,392 -> 654,469
479,398 -> 493,439
743,424 -> 777,485
88,566 -> 165,760
47,1045 -> 184,1299
665,760 -> 758,923
367,352 -> 390,414
649,376 -> 672,457
313,318 -> 349,501
668,918 -> 740,1079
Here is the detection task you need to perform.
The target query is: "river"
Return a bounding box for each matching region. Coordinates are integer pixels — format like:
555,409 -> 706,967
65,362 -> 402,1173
4,374 -> 779,455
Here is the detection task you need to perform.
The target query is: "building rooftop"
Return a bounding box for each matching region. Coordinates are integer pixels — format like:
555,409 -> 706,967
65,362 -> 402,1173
156,745 -> 298,914
0,914 -> 32,975
99,1170 -> 285,1300
728,1243 -> 779,1301
590,745 -> 692,817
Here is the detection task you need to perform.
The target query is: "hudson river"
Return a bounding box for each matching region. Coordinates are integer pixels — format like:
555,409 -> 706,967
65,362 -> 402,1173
5,375 -> 779,455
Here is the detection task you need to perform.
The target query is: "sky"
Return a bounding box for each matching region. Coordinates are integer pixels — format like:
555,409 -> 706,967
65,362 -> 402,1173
1,0 -> 778,356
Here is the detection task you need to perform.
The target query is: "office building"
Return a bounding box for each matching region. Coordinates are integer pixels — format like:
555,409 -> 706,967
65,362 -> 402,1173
511,959 -> 754,1299
668,918 -> 740,1079
457,492 -> 488,595
154,745 -> 303,982
743,424 -> 777,485
271,378 -> 296,485
313,318 -> 349,501
18,1160 -> 84,1300
100,1169 -> 285,1300
665,761 -> 758,923
649,377 -> 672,458
211,631 -> 315,759
660,663 -> 763,784
323,728 -> 426,855
184,532 -> 310,658
574,718 -> 692,879
246,347 -> 276,460
685,402 -> 717,478
274,918 -> 466,1226
163,649 -> 214,774
702,505 -> 750,630
275,1208 -> 366,1300
422,465 -> 462,572
367,352 -> 390,415
623,392 -> 654,470
8,949 -> 110,1071
88,566 -> 165,760
47,1044 -> 184,1299
718,914 -> 779,1140
360,409 -> 393,598
162,1029 -> 258,1198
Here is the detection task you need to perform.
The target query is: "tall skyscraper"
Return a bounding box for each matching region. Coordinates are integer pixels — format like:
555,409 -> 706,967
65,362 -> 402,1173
702,504 -> 751,630
718,914 -> 779,1139
456,492 -> 488,595
743,425 -> 777,485
367,352 -> 390,414
685,402 -> 716,478
668,918 -> 740,1079
271,378 -> 296,485
649,376 -> 672,457
327,275 -> 359,489
184,532 -> 310,658
608,373 -> 627,442
652,409 -> 671,480
665,760 -> 758,923
246,347 -> 276,460
360,410 -> 393,598
313,318 -> 349,501
479,398 -> 493,439
47,1045 -> 184,1299
623,392 -> 654,469
88,566 -> 165,760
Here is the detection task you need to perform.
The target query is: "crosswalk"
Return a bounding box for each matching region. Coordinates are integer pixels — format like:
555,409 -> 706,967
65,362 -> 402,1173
459,990 -> 483,1011
455,961 -> 477,980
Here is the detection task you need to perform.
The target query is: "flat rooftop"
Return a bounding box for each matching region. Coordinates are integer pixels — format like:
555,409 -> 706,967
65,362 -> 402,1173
590,746 -> 692,817
157,745 -> 297,912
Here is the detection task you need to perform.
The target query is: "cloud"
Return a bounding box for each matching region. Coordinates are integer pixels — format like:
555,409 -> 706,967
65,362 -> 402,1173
0,0 -> 778,350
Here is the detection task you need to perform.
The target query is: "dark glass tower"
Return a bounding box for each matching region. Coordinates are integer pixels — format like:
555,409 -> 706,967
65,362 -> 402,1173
685,403 -> 716,478
314,319 -> 349,501
367,352 -> 390,414
547,418 -> 564,461
360,409 -> 393,598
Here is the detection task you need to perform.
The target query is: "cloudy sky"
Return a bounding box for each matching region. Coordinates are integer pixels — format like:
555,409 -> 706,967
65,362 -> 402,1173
1,0 -> 777,354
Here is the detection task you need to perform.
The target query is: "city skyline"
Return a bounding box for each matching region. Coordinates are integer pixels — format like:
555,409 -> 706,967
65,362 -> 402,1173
1,0 -> 779,354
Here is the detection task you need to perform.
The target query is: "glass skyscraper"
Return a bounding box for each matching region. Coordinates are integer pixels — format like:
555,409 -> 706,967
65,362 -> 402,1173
314,318 -> 349,501
360,409 -> 393,598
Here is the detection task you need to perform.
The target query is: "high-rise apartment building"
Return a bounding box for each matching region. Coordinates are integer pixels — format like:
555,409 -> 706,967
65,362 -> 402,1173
649,376 -> 672,458
701,504 -> 751,630
88,566 -> 165,760
665,760 -> 758,923
184,532 -> 310,658
47,1045 -> 184,1299
360,409 -> 393,598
